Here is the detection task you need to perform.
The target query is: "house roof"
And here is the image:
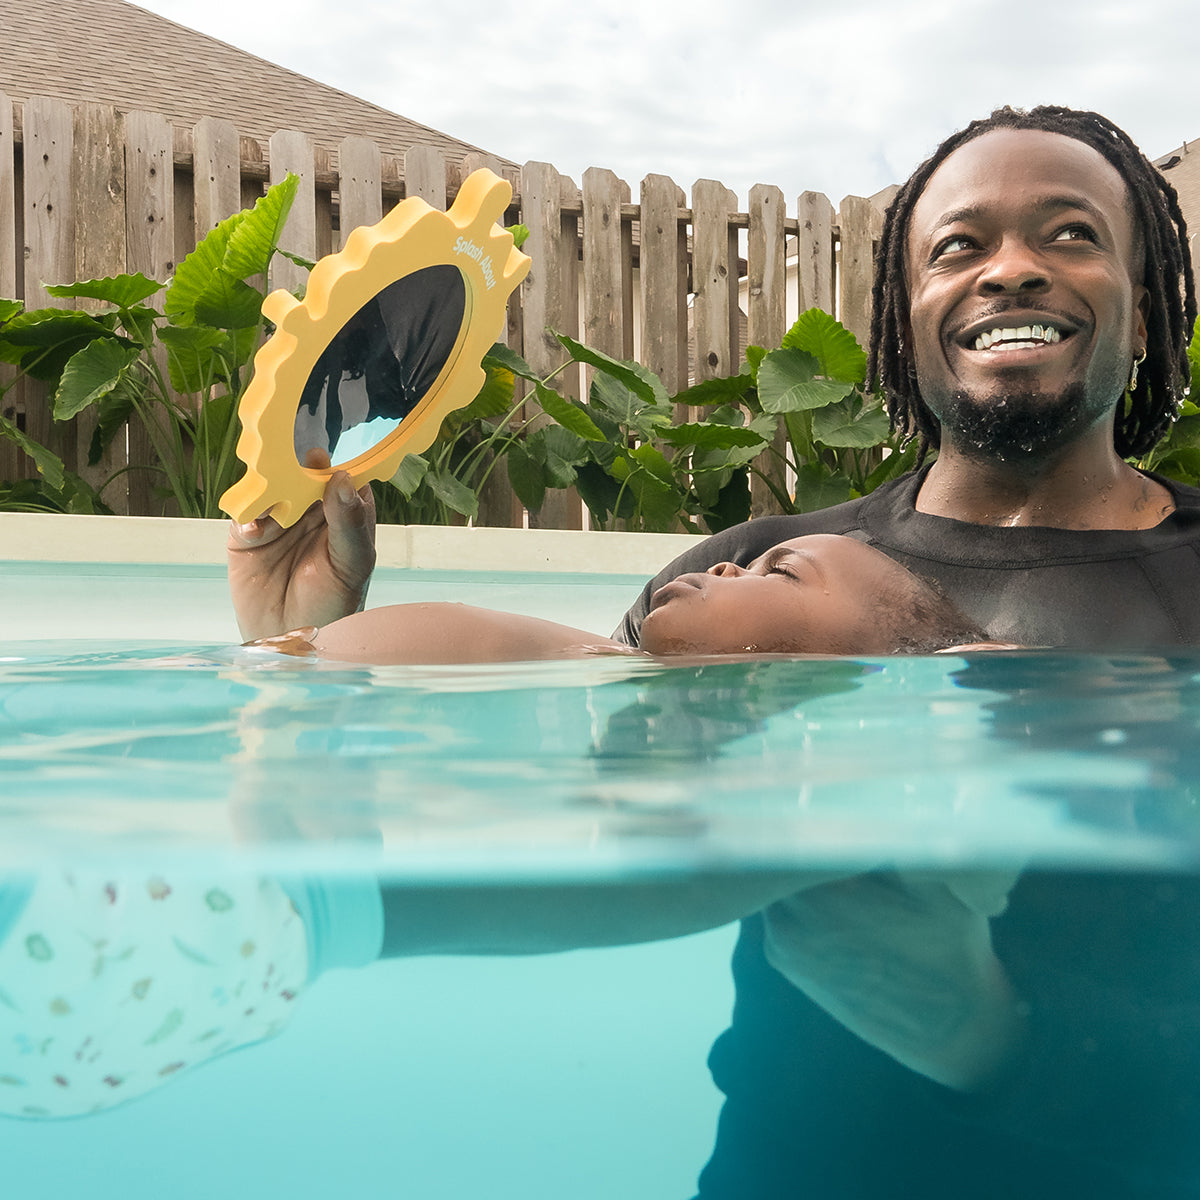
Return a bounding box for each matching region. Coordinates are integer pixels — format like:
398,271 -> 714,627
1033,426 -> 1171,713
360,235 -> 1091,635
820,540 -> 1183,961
0,0 -> 512,170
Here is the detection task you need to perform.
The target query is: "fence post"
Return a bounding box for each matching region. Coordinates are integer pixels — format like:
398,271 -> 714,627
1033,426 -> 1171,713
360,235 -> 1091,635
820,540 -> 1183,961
796,190 -> 835,316
838,193 -> 882,349
73,103 -> 130,508
125,109 -> 175,516
0,93 -> 15,303
22,95 -> 75,464
582,167 -> 632,361
640,174 -> 688,415
520,160 -> 581,529
193,116 -> 241,236
691,179 -> 739,384
462,151 -> 521,528
748,183 -> 787,518
404,145 -> 446,209
0,91 -> 19,486
269,130 -> 316,296
338,135 -> 382,247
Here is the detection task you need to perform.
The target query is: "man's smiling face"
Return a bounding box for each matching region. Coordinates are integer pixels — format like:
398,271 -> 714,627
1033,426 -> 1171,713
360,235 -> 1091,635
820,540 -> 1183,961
904,128 -> 1150,460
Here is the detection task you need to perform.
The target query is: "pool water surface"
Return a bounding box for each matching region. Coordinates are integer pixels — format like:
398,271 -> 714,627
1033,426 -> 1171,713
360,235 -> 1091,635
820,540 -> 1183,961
3,645 -> 1200,1196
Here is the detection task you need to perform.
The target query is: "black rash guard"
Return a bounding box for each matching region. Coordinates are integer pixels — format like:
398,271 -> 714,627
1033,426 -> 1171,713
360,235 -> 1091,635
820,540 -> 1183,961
617,467 -> 1200,650
612,469 -> 1200,1198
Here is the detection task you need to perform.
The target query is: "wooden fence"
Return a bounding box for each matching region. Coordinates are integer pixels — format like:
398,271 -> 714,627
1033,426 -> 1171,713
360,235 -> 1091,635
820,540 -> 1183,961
0,94 -> 894,525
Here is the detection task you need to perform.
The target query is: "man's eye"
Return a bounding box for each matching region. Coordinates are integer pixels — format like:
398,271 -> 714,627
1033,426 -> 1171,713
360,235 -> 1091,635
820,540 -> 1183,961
932,235 -> 975,258
1053,224 -> 1097,243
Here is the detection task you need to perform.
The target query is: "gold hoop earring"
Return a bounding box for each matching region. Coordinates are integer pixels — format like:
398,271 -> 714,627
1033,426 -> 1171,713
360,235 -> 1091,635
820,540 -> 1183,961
1130,349 -> 1147,392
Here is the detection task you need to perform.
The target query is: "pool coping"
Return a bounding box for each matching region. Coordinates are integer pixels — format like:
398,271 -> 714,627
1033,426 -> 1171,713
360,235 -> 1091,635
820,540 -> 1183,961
0,513 -> 706,576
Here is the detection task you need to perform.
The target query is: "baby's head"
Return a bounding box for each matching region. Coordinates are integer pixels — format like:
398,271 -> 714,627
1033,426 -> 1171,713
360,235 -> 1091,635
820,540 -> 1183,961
639,534 -> 984,657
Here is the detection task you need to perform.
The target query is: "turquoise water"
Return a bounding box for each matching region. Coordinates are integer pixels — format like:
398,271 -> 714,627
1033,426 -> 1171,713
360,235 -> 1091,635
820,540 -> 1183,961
3,645 -> 1200,1196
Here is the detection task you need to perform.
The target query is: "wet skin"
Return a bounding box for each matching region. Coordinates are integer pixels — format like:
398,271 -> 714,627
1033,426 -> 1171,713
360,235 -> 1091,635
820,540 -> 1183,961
638,533 -> 926,656
905,127 -> 1148,437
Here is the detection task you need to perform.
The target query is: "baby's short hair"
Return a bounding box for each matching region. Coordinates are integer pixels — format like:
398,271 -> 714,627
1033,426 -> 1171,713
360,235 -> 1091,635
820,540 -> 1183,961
882,574 -> 987,654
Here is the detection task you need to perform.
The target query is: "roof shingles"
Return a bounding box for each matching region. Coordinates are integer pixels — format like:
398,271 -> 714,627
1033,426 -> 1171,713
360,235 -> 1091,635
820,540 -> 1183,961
0,0 -> 511,170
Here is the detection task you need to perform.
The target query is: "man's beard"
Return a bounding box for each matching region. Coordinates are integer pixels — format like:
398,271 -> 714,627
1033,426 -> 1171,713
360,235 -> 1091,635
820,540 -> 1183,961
928,382 -> 1109,463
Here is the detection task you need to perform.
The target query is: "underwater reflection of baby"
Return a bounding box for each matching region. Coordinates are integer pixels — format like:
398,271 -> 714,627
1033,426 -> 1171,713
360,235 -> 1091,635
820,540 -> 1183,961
0,870 -> 382,1118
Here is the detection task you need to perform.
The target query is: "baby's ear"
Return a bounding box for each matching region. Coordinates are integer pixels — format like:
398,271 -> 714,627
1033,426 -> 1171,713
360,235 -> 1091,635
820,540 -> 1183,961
935,641 -> 1024,654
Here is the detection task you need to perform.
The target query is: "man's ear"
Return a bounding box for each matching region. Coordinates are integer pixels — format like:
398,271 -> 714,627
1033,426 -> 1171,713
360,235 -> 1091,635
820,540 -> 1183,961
1133,285 -> 1150,352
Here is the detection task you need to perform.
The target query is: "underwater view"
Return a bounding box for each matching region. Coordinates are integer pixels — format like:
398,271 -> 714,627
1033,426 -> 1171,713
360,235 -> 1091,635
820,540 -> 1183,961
2,646 -> 1200,1197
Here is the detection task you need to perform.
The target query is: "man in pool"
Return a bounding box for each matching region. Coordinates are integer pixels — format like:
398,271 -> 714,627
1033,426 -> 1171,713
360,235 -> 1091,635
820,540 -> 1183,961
228,105 -> 1200,1196
251,534 -> 986,663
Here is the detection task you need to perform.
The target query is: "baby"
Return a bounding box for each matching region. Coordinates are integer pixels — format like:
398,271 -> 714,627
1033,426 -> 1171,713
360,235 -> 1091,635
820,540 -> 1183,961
252,534 -> 986,664
0,535 -> 986,1121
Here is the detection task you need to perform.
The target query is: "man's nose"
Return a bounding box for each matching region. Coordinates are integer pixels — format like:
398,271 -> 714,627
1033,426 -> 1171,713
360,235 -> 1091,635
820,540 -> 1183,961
707,561 -> 746,577
979,236 -> 1050,295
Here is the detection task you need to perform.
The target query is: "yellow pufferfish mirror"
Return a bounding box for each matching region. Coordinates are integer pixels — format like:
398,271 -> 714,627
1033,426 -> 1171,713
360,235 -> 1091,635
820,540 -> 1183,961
219,168 -> 531,528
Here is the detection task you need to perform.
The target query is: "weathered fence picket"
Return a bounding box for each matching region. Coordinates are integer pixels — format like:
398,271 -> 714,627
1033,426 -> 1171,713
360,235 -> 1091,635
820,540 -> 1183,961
748,183 -> 788,519
1,95 -> 897,527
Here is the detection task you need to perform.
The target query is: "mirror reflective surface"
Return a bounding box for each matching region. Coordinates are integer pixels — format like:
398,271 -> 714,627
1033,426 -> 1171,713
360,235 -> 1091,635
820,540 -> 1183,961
293,265 -> 467,468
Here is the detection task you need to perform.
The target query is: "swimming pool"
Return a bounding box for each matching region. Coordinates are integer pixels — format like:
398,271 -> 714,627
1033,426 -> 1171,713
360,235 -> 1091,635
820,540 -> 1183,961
3,514 -> 1200,1197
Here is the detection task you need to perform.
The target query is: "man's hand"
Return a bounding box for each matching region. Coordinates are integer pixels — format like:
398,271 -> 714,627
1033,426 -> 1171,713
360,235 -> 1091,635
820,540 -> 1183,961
227,470 -> 377,642
762,867 -> 1026,1092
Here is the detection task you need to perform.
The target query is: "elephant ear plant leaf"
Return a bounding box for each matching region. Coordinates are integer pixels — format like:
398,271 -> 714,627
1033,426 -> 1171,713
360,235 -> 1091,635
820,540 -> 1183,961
0,174 -> 301,516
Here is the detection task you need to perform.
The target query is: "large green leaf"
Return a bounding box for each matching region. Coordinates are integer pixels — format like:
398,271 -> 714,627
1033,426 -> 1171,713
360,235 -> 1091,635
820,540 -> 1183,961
575,460 -> 635,528
45,273 -> 164,309
672,371 -> 754,409
757,347 -> 855,414
193,272 -> 266,330
691,439 -> 768,473
87,380 -> 140,466
556,333 -> 669,407
699,467 -> 751,532
0,309 -> 123,381
222,174 -> 301,282
159,324 -> 230,394
781,308 -> 867,384
658,421 -> 765,451
389,452 -> 430,498
534,382 -> 607,442
504,440 -> 546,512
811,396 -> 891,448
0,298 -> 24,324
792,462 -> 854,512
628,442 -> 674,485
541,425 -> 585,488
0,411 -> 65,490
426,467 -> 478,519
165,211 -> 241,325
456,363 -> 517,422
0,308 -> 115,347
590,370 -> 671,435
483,343 -> 540,382
53,339 -> 142,420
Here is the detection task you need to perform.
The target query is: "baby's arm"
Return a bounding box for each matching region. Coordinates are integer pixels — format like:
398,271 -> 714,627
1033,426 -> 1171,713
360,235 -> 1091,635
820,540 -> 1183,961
293,603 -> 637,665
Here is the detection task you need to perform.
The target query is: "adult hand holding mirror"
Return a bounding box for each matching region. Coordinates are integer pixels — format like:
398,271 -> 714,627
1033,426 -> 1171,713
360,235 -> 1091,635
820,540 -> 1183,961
221,169 -> 530,529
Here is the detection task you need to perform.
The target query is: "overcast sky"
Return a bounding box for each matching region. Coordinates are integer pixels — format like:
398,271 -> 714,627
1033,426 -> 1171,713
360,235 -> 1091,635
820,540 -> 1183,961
132,0 -> 1196,207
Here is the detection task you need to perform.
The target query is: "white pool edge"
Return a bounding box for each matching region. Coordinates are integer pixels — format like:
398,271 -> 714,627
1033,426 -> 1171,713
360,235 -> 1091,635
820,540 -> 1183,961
0,513 -> 706,575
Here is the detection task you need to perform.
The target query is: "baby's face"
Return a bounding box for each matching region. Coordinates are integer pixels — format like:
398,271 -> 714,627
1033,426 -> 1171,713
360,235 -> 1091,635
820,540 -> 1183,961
639,534 -> 922,657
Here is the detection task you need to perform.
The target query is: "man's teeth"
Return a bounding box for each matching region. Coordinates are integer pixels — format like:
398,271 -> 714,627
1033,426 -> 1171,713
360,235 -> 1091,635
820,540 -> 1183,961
973,324 -> 1063,351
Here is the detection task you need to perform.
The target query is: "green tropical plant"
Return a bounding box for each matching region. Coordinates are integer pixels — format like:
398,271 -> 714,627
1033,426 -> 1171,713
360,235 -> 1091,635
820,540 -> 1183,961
450,309 -> 915,534
0,175 -> 301,516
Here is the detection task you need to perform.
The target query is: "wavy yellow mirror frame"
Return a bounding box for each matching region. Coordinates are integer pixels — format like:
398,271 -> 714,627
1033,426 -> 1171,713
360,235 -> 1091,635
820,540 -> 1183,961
220,168 -> 531,527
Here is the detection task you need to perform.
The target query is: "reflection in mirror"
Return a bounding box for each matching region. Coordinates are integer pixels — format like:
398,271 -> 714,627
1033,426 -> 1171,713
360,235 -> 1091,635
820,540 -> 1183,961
293,264 -> 467,468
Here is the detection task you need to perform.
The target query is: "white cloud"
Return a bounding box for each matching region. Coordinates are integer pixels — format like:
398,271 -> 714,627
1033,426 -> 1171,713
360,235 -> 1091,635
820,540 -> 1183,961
133,0 -> 1200,206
